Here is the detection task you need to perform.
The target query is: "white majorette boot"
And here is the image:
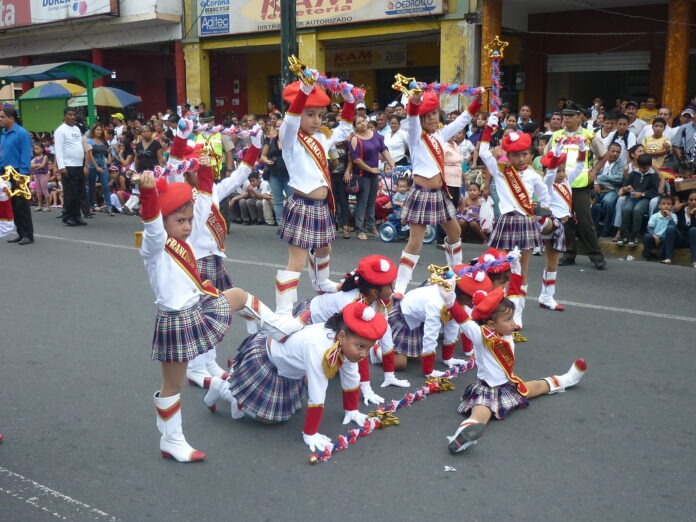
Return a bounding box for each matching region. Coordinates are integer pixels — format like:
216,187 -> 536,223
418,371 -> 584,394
545,359 -> 587,394
275,269 -> 301,316
447,419 -> 486,454
539,270 -> 565,311
154,392 -> 206,462
393,251 -> 419,297
186,354 -> 212,389
203,376 -> 245,419
444,239 -> 463,269
308,249 -> 339,294
238,293 -> 304,341
204,347 -> 230,380
511,284 -> 527,329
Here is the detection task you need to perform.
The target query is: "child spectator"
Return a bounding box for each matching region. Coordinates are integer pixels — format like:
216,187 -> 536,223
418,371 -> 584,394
457,181 -> 488,243
642,117 -> 671,170
391,175 -> 411,226
642,195 -> 677,260
30,142 -> 50,211
617,153 -> 660,247
532,135 -> 550,172
47,164 -> 63,208
663,191 -> 696,267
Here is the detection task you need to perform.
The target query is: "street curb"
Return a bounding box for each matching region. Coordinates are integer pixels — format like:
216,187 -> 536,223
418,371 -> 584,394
599,238 -> 692,266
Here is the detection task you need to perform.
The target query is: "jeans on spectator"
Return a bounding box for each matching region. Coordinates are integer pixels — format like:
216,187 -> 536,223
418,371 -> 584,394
642,233 -> 664,259
488,179 -> 500,219
437,186 -> 461,243
620,197 -> 649,239
591,190 -> 618,235
88,166 -> 111,210
269,175 -> 291,225
354,174 -> 379,234
664,224 -> 696,261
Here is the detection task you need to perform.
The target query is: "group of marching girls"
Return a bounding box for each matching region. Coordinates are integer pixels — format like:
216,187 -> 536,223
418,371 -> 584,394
134,78 -> 587,463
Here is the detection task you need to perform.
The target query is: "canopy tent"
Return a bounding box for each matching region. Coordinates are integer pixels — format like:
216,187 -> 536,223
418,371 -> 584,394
0,61 -> 111,126
19,82 -> 85,100
69,86 -> 142,108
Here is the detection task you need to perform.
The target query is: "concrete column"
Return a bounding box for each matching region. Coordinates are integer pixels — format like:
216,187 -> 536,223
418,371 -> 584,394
662,0 -> 691,112
440,19 -> 478,112
298,32 -> 325,74
19,56 -> 32,94
91,49 -> 106,87
184,43 -> 210,107
479,0 -> 502,91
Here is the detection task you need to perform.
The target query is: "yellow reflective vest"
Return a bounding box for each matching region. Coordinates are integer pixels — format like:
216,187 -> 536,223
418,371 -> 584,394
550,127 -> 596,188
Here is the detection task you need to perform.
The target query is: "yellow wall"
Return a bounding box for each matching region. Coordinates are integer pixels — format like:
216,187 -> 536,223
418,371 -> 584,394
247,51 -> 280,115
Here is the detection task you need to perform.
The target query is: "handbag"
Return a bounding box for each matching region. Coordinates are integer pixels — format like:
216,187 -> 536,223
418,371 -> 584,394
345,175 -> 360,194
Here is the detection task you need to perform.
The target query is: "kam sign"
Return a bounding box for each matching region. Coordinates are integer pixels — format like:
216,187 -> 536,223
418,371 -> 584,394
0,0 -> 118,29
198,0 -> 444,37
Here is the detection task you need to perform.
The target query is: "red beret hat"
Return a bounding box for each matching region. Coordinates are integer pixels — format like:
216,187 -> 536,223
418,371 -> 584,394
406,91 -> 440,116
283,81 -> 331,108
471,287 -> 506,321
342,302 -> 387,341
158,180 -> 193,217
357,255 -> 397,286
454,264 -> 493,296
501,131 -> 532,153
477,248 -> 510,274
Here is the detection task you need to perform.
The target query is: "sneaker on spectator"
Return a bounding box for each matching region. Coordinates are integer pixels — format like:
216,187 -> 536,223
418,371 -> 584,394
627,238 -> 637,247
616,238 -> 626,246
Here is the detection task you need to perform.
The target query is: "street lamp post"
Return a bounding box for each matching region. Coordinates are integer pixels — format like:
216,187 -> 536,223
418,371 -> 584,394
280,0 -> 297,88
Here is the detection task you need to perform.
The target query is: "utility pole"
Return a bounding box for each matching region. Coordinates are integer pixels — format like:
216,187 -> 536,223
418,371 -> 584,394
280,0 -> 297,87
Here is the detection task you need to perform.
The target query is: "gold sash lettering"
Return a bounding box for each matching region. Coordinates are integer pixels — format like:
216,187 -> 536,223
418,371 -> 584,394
502,165 -> 535,217
481,326 -> 529,396
206,204 -> 227,251
421,131 -> 451,197
165,237 -> 220,297
554,182 -> 573,212
298,131 -> 335,214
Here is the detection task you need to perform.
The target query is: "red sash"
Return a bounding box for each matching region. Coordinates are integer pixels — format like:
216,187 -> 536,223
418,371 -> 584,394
206,204 -> 227,252
481,326 -> 529,396
554,182 -> 573,212
501,165 -> 535,217
298,131 -> 335,214
421,131 -> 451,197
165,237 -> 220,297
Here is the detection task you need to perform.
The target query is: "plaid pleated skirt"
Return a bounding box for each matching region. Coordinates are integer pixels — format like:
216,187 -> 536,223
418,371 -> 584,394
229,333 -> 306,422
488,211 -> 542,251
278,193 -> 335,249
292,297 -> 312,319
152,295 -> 231,363
197,255 -> 234,291
457,379 -> 529,420
402,184 -> 456,225
388,301 -> 425,358
539,217 -> 567,252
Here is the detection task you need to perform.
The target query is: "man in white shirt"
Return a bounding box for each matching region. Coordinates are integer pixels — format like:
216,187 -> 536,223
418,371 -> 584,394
637,107 -> 674,143
624,100 -> 646,137
54,107 -> 87,226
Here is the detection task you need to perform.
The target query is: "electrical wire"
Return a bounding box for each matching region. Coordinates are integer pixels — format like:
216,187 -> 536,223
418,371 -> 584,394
571,0 -> 696,28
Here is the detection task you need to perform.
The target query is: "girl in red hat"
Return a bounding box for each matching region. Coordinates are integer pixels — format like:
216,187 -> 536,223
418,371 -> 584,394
478,113 -> 551,329
138,170 -> 303,463
292,255 -> 410,402
446,287 -> 587,454
393,91 -> 483,296
203,302 -> 387,453
274,81 -> 357,316
182,125 -> 266,389
388,266 -> 470,377
537,138 -> 587,311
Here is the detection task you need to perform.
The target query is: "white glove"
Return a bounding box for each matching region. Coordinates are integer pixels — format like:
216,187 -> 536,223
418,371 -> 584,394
443,357 -> 467,369
342,409 -> 368,426
300,82 -> 315,95
508,246 -> 521,274
439,285 -> 456,309
176,118 -> 193,139
342,90 -> 355,104
360,382 -> 385,406
487,112 -> 499,128
302,432 -> 332,452
553,140 -> 565,157
578,137 -> 587,153
381,372 -> 411,388
426,369 -> 447,378
249,124 -> 264,149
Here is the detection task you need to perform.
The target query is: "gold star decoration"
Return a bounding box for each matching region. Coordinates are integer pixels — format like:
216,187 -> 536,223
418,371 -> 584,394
1,166 -> 32,199
484,35 -> 509,60
391,73 -> 422,96
288,55 -> 316,86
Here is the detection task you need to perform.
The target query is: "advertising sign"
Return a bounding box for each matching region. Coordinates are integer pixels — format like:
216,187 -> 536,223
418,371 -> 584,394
0,0 -> 119,30
326,45 -> 406,71
198,0 -> 445,37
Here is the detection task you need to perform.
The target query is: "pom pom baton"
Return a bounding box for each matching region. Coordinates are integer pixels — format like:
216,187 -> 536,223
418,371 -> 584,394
308,358 -> 476,464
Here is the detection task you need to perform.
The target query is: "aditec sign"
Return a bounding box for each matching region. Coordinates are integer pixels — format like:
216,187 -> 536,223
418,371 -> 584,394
198,0 -> 444,37
0,0 -> 119,29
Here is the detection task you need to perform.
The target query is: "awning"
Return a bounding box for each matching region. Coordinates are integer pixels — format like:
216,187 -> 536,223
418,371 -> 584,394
0,61 -> 111,86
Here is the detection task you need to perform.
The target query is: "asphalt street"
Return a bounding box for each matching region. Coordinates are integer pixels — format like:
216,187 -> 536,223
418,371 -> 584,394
1,211 -> 694,521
